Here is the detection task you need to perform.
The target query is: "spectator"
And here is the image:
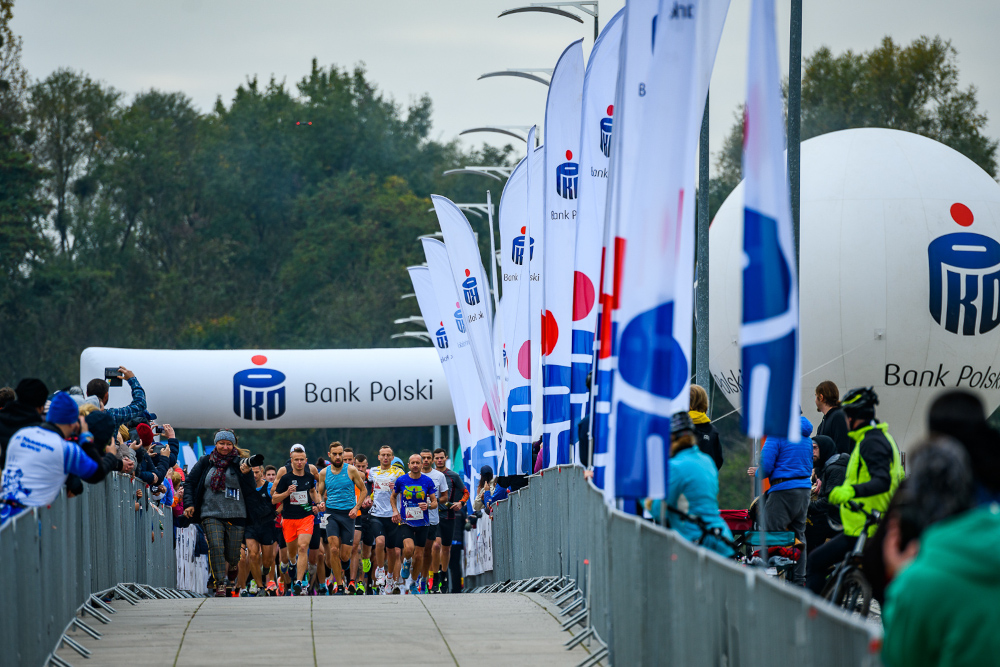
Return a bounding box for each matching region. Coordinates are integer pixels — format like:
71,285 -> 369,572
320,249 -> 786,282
0,378 -> 49,468
182,429 -> 263,597
532,437 -> 544,474
689,384 -> 723,470
474,465 -> 508,514
805,435 -> 848,552
661,412 -> 734,557
1,392 -> 125,524
748,415 -> 814,585
880,438 -> 997,667
0,386 -> 14,410
132,423 -> 174,487
926,389 -> 1000,506
85,366 -> 147,430
814,381 -> 852,454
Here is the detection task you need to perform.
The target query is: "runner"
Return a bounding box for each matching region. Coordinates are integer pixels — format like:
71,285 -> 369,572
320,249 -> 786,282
310,457 -> 329,595
263,465 -> 281,594
420,448 -> 448,593
241,463 -> 275,596
316,441 -> 368,595
368,445 -> 404,592
390,454 -> 438,595
273,454 -> 321,594
272,444 -> 321,595
350,453 -> 375,594
434,447 -> 466,593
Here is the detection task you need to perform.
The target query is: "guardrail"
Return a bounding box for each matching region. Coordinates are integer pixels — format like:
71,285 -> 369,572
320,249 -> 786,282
488,465 -> 883,667
0,474 -> 177,667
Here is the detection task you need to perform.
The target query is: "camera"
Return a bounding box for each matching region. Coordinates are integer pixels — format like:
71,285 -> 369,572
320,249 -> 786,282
104,367 -> 123,388
153,425 -> 165,435
240,454 -> 265,468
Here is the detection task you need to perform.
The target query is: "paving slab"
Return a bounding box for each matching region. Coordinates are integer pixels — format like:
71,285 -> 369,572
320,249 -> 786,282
52,593 -> 604,667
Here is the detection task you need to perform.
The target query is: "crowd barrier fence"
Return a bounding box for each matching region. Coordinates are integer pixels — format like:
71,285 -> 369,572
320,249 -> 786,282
487,466 -> 883,667
0,474 -> 176,667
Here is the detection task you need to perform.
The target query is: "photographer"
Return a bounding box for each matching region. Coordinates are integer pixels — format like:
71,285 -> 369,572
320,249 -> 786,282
131,422 -> 176,487
85,366 -> 146,430
473,465 -> 508,514
182,429 -> 260,597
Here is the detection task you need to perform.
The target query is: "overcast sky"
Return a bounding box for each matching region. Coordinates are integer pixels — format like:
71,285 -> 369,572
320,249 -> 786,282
14,0 -> 1000,168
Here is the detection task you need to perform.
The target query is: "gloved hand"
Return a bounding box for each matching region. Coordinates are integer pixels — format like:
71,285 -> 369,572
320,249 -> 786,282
828,484 -> 856,505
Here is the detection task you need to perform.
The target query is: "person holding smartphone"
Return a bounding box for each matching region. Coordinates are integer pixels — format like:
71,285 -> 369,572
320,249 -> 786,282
85,366 -> 146,430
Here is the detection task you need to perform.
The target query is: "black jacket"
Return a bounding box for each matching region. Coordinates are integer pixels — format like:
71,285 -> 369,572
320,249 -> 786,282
0,402 -> 43,468
694,422 -> 724,470
810,452 -> 849,526
134,439 -> 178,487
817,406 -> 852,454
183,455 -> 263,524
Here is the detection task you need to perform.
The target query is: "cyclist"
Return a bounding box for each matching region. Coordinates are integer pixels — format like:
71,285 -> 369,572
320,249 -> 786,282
806,387 -> 903,593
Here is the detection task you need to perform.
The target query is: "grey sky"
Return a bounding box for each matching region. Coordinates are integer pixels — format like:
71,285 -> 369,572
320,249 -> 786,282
14,0 -> 1000,171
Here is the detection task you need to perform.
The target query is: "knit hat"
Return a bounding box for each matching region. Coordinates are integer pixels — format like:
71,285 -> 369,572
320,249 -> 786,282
136,423 -> 155,447
46,392 -> 79,425
15,378 -> 49,408
85,411 -> 116,447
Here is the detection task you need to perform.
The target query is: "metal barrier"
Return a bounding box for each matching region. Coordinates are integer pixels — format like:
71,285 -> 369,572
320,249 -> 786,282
488,466 -> 883,667
0,474 -> 177,667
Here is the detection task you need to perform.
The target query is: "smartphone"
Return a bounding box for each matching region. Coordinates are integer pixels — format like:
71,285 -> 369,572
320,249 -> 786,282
154,425 -> 165,435
104,367 -> 123,387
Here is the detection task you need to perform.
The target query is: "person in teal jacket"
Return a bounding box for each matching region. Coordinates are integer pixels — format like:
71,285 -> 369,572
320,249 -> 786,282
655,412 -> 734,557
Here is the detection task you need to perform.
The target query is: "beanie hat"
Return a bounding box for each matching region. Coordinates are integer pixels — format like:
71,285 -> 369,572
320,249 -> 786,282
136,423 -> 154,447
15,378 -> 49,408
85,411 -> 116,447
46,392 -> 80,425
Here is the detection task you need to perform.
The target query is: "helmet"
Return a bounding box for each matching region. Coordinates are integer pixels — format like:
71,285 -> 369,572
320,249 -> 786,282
670,411 -> 696,436
841,386 -> 879,420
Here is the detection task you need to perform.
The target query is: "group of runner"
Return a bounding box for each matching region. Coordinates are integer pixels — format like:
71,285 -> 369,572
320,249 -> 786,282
231,441 -> 467,596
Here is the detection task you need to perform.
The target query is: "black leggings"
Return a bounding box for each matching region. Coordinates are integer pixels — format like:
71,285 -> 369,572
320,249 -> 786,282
203,517 -> 245,586
805,533 -> 853,594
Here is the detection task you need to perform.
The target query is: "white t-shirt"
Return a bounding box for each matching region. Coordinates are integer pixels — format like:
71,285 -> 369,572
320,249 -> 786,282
368,466 -> 403,518
424,468 -> 448,525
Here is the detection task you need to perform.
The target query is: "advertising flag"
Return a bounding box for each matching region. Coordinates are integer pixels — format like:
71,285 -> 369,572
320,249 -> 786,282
741,0 -> 800,440
609,0 -> 730,503
421,238 -> 500,489
573,9 -> 624,468
498,152 -> 534,473
542,40 -> 585,468
433,195 -> 505,448
592,0 -> 660,500
525,128 -> 545,445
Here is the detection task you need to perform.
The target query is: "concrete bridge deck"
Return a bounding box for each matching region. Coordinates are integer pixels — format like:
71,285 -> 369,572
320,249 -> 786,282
54,593 -> 600,667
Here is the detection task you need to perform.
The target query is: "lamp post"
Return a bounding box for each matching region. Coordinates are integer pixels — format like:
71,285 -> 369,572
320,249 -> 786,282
498,1 -> 599,41
478,68 -> 553,86
459,126 -> 535,144
442,166 -> 515,181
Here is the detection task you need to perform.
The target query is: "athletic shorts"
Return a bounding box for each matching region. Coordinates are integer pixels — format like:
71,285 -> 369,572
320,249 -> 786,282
398,524 -> 429,548
359,516 -> 375,547
282,516 -> 314,544
371,515 -> 399,549
310,524 -> 327,550
426,522 -> 438,542
325,510 -> 355,546
245,519 -> 276,546
276,522 -> 287,549
437,518 -> 454,545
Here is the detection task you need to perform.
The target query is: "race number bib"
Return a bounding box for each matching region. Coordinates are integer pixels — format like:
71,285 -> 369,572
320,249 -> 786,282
405,506 -> 423,522
226,487 -> 240,501
290,490 -> 308,505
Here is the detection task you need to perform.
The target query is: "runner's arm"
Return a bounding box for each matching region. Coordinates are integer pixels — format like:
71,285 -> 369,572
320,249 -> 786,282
428,492 -> 437,510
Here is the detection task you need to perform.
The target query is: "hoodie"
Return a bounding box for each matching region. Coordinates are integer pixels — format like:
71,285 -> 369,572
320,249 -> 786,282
882,504 -> 1000,667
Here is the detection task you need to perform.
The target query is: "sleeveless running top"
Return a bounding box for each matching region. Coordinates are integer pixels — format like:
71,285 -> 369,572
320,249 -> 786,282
325,464 -> 356,511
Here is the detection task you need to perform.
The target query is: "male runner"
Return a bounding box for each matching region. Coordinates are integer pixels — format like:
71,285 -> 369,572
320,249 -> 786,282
420,449 -> 448,593
273,455 -> 321,592
368,445 -> 404,591
350,454 -> 375,593
262,465 -> 283,594
241,464 -> 275,596
272,444 -> 321,595
433,447 -> 466,593
391,454 -> 437,595
316,441 -> 367,595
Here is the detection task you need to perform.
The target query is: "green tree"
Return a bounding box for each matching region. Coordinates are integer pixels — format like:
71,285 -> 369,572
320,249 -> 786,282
0,122 -> 50,301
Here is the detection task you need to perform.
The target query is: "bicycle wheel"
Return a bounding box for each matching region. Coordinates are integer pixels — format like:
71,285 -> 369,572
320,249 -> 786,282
831,569 -> 872,617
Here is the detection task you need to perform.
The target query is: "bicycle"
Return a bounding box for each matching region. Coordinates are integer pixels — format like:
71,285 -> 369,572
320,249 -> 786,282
664,505 -> 739,554
820,500 -> 881,617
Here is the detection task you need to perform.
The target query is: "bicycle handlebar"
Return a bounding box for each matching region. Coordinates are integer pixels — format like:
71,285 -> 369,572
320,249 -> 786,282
845,500 -> 881,523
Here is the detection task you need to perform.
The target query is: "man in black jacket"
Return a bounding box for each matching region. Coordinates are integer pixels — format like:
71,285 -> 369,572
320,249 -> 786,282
814,381 -> 852,454
0,378 -> 48,469
805,435 -> 848,552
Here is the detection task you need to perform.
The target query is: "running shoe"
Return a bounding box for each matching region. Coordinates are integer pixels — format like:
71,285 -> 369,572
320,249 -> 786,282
401,558 -> 411,579
256,587 -> 267,597
355,581 -> 366,596
266,581 -> 278,596
239,588 -> 250,597
248,580 -> 259,596
215,585 -> 227,598
346,581 -> 356,595
362,558 -> 372,574
409,581 -> 419,595
375,567 -> 386,587
417,576 -> 427,594
292,580 -> 303,596
317,583 -> 328,596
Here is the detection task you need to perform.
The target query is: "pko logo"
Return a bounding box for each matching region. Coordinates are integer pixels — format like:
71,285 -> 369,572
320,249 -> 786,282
435,323 -> 449,349
233,355 -> 286,421
512,226 -> 535,265
454,305 -> 466,333
928,203 -> 1000,336
600,106 -> 613,158
555,150 -> 579,199
462,269 -> 480,306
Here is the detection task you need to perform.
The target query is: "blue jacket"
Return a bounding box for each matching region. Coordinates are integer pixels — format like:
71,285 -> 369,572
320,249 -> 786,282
756,416 -> 814,493
663,447 -> 734,557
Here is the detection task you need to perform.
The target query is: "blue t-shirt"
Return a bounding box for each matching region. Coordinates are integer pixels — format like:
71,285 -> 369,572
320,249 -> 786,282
393,474 -> 436,527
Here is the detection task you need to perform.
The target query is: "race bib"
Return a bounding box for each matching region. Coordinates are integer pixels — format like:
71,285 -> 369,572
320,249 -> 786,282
290,490 -> 308,505
405,506 -> 423,522
319,514 -> 330,529
226,487 -> 240,501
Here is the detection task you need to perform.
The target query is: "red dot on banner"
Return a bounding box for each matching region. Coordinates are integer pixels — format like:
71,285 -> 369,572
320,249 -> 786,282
518,341 -> 531,379
541,310 -> 558,356
251,355 -> 267,366
467,418 -> 471,434
465,269 -> 471,277
565,150 -> 573,161
951,203 -> 974,226
520,226 -> 526,234
607,105 -> 614,116
440,321 -> 444,326
455,301 -> 460,308
572,271 -> 596,321
482,403 -> 493,432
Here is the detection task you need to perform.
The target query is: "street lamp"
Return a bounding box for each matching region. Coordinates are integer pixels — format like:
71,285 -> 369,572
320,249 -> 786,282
477,67 -> 552,86
390,332 -> 431,343
442,166 -> 515,181
459,126 -> 534,144
499,1 -> 599,40
394,316 -> 425,326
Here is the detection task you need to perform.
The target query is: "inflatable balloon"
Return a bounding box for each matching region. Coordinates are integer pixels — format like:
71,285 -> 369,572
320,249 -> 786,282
709,128 -> 1000,451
